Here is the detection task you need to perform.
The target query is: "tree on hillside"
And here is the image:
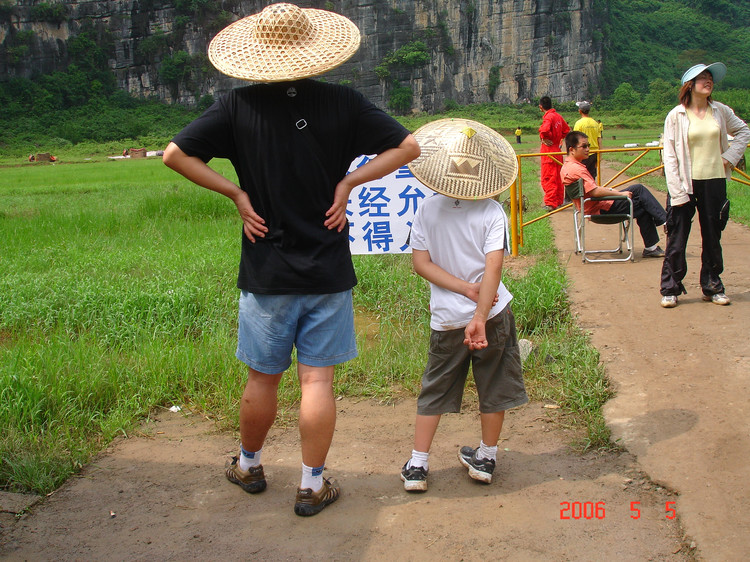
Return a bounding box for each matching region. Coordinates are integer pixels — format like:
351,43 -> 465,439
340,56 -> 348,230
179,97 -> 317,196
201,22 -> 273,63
610,83 -> 639,109
644,78 -> 678,110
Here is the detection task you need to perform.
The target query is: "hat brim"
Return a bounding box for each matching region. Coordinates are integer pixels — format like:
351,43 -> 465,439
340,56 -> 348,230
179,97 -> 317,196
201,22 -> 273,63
208,8 -> 360,82
682,62 -> 727,85
408,119 -> 519,200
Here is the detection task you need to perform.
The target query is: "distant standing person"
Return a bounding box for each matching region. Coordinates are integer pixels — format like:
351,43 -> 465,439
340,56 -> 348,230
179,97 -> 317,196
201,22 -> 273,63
660,62 -> 750,308
515,126 -> 522,144
538,96 -> 570,211
399,119 -> 528,493
573,101 -> 603,179
163,3 -> 420,515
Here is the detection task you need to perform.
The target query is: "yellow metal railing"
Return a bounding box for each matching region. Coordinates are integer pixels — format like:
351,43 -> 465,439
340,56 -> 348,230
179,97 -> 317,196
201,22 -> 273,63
508,145 -> 749,256
732,166 -> 750,187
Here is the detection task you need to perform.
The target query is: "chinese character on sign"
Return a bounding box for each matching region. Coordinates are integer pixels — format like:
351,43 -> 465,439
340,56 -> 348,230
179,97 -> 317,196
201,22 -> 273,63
346,155 -> 436,255
397,185 -> 426,216
357,186 -> 391,217
362,221 -> 394,252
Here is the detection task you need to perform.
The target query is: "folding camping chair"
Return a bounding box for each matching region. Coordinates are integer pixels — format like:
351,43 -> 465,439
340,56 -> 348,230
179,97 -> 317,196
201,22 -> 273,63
564,178 -> 634,263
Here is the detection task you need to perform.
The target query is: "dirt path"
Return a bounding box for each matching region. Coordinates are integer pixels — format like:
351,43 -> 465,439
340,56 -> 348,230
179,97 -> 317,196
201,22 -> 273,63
549,171 -> 750,561
1,400 -> 688,561
8,170 -> 749,560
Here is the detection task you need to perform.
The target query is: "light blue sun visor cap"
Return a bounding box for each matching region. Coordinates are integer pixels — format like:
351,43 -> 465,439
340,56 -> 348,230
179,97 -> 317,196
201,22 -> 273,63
681,62 -> 727,85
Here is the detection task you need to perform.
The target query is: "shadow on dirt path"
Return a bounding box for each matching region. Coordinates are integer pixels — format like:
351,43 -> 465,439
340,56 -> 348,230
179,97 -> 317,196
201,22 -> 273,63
1,400 -> 689,561
549,168 -> 750,560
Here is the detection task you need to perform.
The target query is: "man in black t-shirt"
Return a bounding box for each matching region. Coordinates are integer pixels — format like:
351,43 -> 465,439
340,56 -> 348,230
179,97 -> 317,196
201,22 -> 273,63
163,3 -> 420,516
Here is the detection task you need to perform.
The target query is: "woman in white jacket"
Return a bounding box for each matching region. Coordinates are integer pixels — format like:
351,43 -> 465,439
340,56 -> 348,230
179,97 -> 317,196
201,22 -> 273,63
660,62 -> 750,308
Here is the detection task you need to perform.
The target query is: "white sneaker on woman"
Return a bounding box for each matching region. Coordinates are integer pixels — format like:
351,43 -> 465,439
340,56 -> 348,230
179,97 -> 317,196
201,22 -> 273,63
660,295 -> 678,308
703,293 -> 730,305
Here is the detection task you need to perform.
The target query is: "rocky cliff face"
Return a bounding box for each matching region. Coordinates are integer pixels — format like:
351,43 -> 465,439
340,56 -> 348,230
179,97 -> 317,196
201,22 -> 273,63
0,0 -> 603,111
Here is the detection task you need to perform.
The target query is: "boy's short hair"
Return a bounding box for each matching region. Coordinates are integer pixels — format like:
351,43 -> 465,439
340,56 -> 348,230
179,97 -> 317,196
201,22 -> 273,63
539,96 -> 552,110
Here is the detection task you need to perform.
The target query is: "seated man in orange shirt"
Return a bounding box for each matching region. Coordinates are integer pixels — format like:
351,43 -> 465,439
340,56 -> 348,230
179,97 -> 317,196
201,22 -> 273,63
561,131 -> 667,258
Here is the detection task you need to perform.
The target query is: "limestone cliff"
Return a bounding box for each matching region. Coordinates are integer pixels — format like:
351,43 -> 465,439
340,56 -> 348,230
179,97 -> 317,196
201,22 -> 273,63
0,0 -> 603,111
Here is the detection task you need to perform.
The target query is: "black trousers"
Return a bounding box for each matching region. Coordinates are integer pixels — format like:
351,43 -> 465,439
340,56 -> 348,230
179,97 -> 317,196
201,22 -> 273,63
660,178 -> 727,297
604,184 -> 667,248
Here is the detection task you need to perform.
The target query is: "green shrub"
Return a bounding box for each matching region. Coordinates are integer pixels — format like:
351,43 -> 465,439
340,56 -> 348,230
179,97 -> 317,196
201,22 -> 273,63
137,29 -> 170,60
714,89 -> 750,122
609,82 -> 640,109
29,2 -> 67,24
207,10 -> 234,34
159,51 -> 192,86
388,83 -> 413,114
0,1 -> 14,22
375,41 -> 430,81
197,94 -> 214,111
488,66 -> 501,100
443,99 -> 459,111
644,78 -> 678,110
374,64 -> 390,80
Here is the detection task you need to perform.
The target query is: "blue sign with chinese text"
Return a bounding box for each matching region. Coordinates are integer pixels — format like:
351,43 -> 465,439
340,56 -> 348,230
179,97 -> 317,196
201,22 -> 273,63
346,155 -> 437,255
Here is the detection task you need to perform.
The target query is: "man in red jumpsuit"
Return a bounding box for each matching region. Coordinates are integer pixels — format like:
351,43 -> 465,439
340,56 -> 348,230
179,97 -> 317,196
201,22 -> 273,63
538,96 -> 570,210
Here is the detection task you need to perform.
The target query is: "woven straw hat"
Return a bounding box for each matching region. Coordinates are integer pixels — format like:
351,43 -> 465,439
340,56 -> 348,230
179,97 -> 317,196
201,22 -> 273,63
408,119 -> 518,200
208,3 -> 360,82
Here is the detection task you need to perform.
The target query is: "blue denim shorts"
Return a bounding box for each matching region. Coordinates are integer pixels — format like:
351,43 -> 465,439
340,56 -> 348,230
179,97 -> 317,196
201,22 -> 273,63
236,290 -> 358,374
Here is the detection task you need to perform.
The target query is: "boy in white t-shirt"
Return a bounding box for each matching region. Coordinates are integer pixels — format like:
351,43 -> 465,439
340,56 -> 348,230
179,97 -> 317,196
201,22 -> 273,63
401,119 -> 529,492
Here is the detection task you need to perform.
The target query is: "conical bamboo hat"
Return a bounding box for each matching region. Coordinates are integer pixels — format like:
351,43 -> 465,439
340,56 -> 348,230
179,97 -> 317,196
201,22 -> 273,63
408,118 -> 518,200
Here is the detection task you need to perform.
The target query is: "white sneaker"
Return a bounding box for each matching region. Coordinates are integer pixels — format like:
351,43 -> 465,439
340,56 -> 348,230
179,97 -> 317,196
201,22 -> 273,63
703,293 -> 730,305
400,462 -> 428,492
661,295 -> 678,308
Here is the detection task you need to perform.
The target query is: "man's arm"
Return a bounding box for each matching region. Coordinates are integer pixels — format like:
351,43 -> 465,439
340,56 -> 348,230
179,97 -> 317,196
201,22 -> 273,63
412,248 -> 484,302
324,134 -> 421,232
588,184 -> 632,199
539,113 -> 553,145
464,250 -> 504,350
719,104 -> 750,167
163,142 -> 268,242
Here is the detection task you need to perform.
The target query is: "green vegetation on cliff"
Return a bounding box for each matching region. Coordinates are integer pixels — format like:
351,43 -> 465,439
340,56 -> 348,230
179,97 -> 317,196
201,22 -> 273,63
599,0 -> 750,93
1,0 -> 750,154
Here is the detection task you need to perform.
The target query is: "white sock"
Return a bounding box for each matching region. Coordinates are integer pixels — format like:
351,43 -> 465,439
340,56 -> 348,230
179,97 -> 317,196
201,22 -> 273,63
409,450 -> 430,470
239,446 -> 261,471
645,243 -> 658,251
477,440 -> 498,462
301,463 -> 324,491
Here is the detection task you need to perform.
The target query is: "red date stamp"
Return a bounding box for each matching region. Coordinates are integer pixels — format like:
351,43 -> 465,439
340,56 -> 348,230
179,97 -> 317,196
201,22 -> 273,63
559,501 -> 677,520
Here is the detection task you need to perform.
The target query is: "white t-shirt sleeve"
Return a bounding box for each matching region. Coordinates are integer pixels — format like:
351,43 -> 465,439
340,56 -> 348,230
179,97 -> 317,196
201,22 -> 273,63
408,204 -> 428,251
483,202 -> 509,255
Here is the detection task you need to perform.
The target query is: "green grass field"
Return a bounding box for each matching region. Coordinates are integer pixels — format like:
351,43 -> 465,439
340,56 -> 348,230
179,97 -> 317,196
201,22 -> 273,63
0,149 -> 639,495
3,127 -> 749,495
